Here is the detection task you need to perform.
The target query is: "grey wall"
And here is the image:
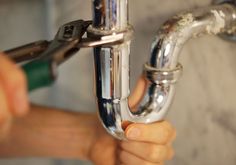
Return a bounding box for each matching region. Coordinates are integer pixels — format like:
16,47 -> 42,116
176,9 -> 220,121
0,0 -> 236,165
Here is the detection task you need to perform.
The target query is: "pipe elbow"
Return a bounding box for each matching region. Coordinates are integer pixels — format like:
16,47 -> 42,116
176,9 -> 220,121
96,83 -> 175,139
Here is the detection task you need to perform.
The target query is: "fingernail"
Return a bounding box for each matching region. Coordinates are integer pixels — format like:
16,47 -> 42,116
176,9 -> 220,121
127,127 -> 141,139
13,88 -> 29,116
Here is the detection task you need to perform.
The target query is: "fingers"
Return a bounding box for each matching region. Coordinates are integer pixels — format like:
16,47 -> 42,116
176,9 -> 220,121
119,150 -> 164,165
0,53 -> 27,139
120,141 -> 174,163
125,121 -> 176,144
119,121 -> 176,164
0,53 -> 29,116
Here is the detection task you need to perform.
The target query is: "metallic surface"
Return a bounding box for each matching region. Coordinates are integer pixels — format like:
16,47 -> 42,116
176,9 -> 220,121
5,20 -> 91,64
79,25 -> 134,48
149,4 -> 236,69
92,0 -> 132,139
144,63 -> 183,84
92,0 -> 236,139
5,40 -> 49,63
147,3 -> 236,127
214,0 -> 236,41
40,20 -> 90,65
214,0 -> 236,5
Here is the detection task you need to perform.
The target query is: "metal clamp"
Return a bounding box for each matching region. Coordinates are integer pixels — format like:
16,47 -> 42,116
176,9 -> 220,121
144,63 -> 183,85
79,25 -> 134,47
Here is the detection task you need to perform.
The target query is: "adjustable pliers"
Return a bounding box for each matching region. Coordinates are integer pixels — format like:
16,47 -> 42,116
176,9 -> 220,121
5,20 -> 92,91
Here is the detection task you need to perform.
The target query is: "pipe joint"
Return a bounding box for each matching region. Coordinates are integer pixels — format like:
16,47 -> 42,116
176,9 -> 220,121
144,63 -> 183,85
86,25 -> 134,47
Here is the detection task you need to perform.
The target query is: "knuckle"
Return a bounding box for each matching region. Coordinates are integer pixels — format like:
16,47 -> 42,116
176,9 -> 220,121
162,121 -> 174,132
147,145 -> 166,162
158,126 -> 173,144
149,145 -> 159,160
159,121 -> 176,143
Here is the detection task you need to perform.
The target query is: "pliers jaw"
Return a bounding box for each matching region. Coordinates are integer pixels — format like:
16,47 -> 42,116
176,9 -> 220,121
57,20 -> 92,42
41,20 -> 92,65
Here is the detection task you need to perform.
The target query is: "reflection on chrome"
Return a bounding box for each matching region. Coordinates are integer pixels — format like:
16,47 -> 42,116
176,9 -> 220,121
90,0 -> 236,139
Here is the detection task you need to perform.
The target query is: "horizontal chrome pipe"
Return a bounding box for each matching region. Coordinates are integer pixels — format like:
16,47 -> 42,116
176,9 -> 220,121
91,0 -> 236,139
148,4 -> 236,69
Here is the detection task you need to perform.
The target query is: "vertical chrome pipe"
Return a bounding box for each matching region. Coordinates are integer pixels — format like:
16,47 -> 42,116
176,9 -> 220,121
92,0 -> 128,30
91,0 -> 131,139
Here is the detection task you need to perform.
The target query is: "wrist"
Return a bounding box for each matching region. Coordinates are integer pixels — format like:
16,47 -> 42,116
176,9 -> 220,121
86,116 -> 117,164
0,106 -> 103,160
86,114 -> 103,160
82,113 -> 101,160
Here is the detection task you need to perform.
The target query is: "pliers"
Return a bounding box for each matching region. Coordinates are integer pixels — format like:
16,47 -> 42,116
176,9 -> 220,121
4,20 -> 92,92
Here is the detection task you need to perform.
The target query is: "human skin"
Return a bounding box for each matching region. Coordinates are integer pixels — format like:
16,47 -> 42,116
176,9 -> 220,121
0,53 -> 176,165
0,53 -> 29,140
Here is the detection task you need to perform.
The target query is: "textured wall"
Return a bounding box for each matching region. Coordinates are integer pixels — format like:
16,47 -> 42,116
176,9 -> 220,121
0,0 -> 236,165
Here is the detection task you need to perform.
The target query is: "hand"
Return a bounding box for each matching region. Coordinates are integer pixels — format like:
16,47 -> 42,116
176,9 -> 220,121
0,53 -> 29,139
88,76 -> 176,165
89,120 -> 175,165
119,121 -> 175,165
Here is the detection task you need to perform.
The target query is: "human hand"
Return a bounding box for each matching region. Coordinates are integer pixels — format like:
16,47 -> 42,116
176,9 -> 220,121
88,76 -> 176,165
119,121 -> 175,165
0,53 -> 29,139
89,120 -> 175,165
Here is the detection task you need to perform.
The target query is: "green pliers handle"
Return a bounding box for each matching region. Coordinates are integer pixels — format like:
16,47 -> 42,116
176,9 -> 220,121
22,60 -> 56,92
6,20 -> 92,92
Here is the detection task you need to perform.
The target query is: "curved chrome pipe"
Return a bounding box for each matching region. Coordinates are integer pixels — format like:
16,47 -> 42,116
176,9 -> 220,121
148,4 -> 236,69
91,0 -> 236,139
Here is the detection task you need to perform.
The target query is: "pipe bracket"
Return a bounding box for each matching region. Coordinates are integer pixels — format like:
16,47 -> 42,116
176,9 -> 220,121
79,25 -> 134,48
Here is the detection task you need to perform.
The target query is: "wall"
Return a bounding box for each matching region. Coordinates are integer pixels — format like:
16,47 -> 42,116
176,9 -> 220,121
0,0 -> 236,165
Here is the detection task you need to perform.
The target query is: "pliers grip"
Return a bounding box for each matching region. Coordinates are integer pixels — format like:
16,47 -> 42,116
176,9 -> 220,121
5,40 -> 49,63
4,20 -> 92,92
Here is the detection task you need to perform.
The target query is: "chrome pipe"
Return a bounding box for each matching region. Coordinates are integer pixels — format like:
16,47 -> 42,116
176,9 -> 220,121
148,4 -> 236,69
91,0 -> 236,139
91,0 -> 131,139
144,3 -> 236,129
